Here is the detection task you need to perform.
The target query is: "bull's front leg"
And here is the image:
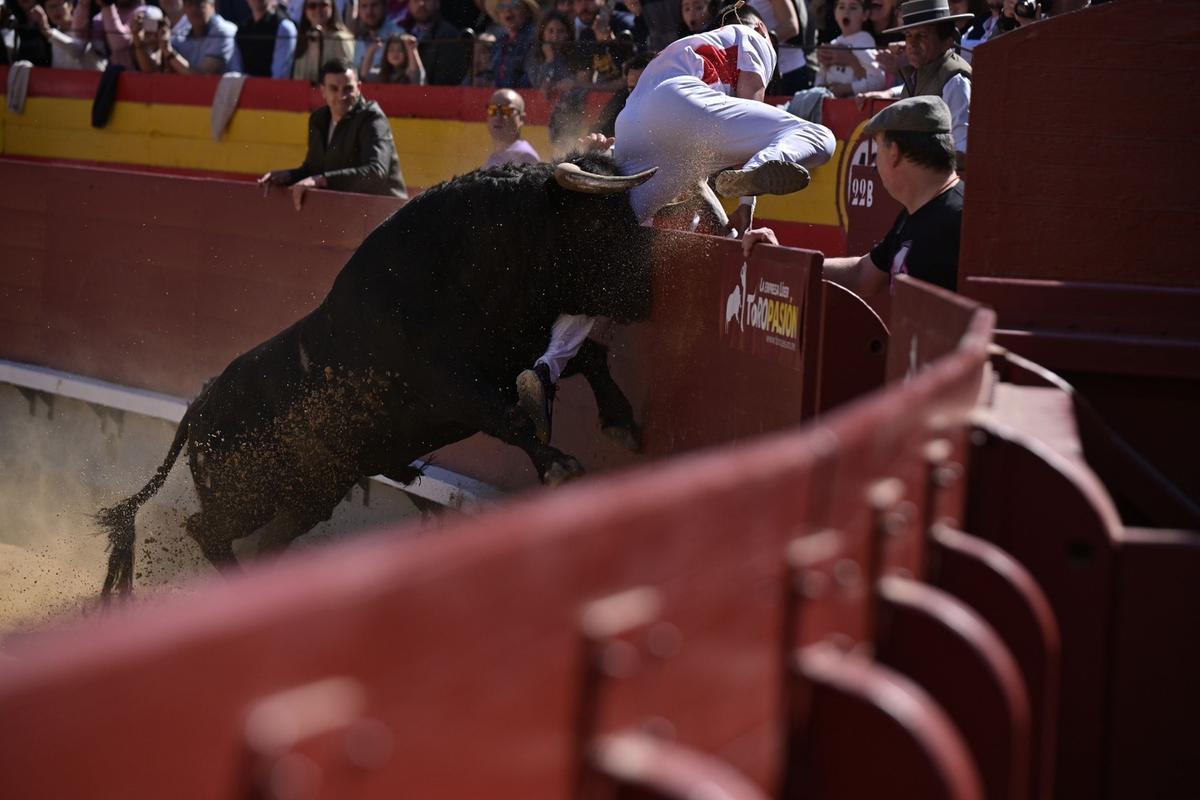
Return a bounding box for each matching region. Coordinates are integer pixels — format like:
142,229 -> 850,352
425,362 -> 585,486
561,339 -> 642,452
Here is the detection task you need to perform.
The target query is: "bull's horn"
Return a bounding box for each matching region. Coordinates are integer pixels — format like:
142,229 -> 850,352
554,163 -> 658,194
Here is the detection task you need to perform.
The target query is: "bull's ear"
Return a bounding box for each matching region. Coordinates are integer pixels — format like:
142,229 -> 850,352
554,163 -> 657,195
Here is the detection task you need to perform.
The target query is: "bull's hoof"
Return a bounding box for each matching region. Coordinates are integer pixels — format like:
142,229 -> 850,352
542,456 -> 585,486
602,423 -> 642,453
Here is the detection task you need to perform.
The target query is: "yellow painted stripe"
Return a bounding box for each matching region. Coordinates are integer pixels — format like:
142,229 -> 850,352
2,95 -> 839,225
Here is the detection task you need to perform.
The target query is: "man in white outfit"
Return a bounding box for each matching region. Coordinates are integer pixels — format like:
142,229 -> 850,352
515,3 -> 837,446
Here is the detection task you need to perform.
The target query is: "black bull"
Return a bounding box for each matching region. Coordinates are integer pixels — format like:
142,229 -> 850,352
97,153 -> 657,597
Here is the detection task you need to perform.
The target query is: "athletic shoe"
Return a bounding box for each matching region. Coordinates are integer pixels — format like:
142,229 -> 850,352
516,362 -> 555,444
715,161 -> 811,198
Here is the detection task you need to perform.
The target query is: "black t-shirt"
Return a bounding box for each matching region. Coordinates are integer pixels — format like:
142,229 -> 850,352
870,181 -> 964,292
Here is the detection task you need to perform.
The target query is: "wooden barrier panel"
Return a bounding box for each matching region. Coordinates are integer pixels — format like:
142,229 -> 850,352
959,0 -> 1200,506
0,280 -> 993,799
0,160 -> 891,494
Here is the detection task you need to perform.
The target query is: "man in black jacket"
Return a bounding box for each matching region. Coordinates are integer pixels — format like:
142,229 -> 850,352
406,0 -> 467,86
259,58 -> 408,209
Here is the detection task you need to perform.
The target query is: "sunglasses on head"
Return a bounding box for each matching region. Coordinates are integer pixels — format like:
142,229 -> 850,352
486,104 -> 518,118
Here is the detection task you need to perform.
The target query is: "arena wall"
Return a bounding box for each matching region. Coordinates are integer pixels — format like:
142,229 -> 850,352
0,67 -> 897,256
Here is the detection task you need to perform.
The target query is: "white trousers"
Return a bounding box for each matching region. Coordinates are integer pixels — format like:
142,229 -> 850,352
536,76 -> 837,379
615,75 -> 837,223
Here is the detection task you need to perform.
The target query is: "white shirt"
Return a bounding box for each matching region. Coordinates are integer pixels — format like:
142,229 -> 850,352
886,72 -> 971,154
816,30 -> 885,95
637,25 -> 776,96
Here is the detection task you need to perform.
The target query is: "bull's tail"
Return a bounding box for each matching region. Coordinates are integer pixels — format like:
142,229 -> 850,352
96,413 -> 191,599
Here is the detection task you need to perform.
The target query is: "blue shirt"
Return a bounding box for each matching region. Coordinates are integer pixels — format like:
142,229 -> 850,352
353,18 -> 401,73
491,21 -> 535,89
173,14 -> 238,72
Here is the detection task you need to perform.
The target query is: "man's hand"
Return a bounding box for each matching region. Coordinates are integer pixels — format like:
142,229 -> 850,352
289,176 -> 326,210
729,204 -> 754,239
257,170 -> 293,194
29,4 -> 52,36
577,132 -> 615,152
741,226 -> 778,258
855,89 -> 894,109
876,44 -> 906,74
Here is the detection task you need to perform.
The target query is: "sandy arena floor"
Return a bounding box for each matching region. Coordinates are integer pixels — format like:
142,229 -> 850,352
0,382 -> 424,645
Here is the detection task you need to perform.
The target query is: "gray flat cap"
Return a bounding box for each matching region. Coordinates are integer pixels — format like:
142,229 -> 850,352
863,96 -> 952,136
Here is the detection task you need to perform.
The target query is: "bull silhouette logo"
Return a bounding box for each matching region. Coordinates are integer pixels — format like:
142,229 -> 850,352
725,261 -> 748,333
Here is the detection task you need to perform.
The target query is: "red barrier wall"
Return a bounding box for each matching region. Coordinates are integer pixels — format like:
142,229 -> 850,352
0,161 -> 883,492
959,1 -> 1200,503
0,279 -> 994,799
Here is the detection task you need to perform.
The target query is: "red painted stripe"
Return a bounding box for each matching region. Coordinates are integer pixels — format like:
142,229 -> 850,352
10,67 -> 610,124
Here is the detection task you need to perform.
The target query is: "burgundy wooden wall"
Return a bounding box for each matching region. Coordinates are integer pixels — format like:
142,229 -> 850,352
960,0 -> 1199,288
0,279 -> 993,799
0,160 -> 884,493
958,1 -> 1200,503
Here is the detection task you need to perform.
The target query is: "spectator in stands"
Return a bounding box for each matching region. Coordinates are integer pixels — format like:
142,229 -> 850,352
484,88 -> 541,167
745,96 -> 963,296
786,0 -> 883,121
259,57 -> 408,208
960,0 -> 1000,62
487,0 -> 538,87
816,0 -> 883,95
465,31 -> 495,85
1001,0 -> 1039,29
678,0 -> 712,33
232,0 -> 297,77
163,0 -> 238,73
9,0 -> 54,65
130,6 -> 171,70
362,31 -> 425,80
866,0 -> 900,43
70,0 -> 144,68
591,49 -> 652,137
747,0 -> 806,91
628,0 -> 683,51
285,0 -> 352,27
351,0 -> 399,72
526,10 -> 577,92
293,0 -> 355,80
28,0 -> 106,68
406,0 -> 467,85
859,0 -> 972,169
573,0 -> 634,86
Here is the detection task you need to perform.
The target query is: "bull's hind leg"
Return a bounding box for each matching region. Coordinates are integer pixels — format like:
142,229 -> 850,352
255,501 -> 341,555
184,511 -> 241,569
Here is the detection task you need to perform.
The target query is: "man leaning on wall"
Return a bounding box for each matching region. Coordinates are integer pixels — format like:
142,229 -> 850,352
745,96 -> 965,299
258,57 -> 408,209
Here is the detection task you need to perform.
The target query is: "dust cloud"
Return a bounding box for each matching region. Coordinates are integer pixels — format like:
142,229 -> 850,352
0,382 -> 429,649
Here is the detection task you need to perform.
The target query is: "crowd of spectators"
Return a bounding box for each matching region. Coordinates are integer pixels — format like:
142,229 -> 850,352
2,0 -> 1099,89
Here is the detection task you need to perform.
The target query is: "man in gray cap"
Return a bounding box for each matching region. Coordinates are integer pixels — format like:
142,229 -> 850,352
744,95 -> 964,298
862,0 -> 973,170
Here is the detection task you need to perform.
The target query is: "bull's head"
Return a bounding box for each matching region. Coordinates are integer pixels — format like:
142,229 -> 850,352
548,154 -> 658,323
